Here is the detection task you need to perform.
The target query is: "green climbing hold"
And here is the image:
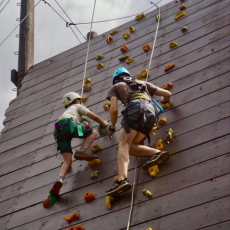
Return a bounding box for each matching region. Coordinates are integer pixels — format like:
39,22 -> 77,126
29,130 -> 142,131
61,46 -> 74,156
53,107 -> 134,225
119,55 -> 129,62
155,14 -> 160,22
43,194 -> 58,208
96,54 -> 104,60
181,26 -> 188,32
90,171 -> 100,179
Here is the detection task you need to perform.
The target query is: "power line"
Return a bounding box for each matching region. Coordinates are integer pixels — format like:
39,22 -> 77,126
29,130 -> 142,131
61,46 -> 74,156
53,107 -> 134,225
0,0 -> 10,14
42,0 -> 81,43
54,0 -> 86,41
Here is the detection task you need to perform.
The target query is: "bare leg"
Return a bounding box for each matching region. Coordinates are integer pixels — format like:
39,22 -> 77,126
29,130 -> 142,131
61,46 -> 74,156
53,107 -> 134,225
80,129 -> 97,150
59,152 -> 72,179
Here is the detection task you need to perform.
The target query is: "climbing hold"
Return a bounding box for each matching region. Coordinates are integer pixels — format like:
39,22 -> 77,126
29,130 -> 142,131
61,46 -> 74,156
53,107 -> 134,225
103,102 -> 111,110
163,82 -> 173,90
119,55 -> 129,62
68,225 -> 83,230
91,145 -> 102,153
98,125 -> 109,136
120,45 -> 128,52
164,64 -> 175,72
135,12 -> 145,21
151,124 -> 157,135
148,165 -> 159,177
161,103 -> 170,109
146,228 -> 153,230
142,189 -> 152,198
126,58 -> 134,64
169,42 -> 177,48
136,69 -> 147,79
95,54 -> 104,60
42,194 -> 57,208
142,44 -> 150,52
164,128 -> 174,143
123,32 -> 130,39
174,11 -> 185,20
88,159 -> 100,166
156,139 -> 163,150
90,171 -> 100,179
110,29 -> 117,35
179,4 -> 186,10
113,175 -> 119,183
81,117 -> 90,124
82,97 -> 88,102
84,78 -> 91,84
65,211 -> 78,222
97,63 -> 104,69
106,34 -> 113,43
83,84 -> 91,92
106,195 -> 115,210
84,192 -> 94,202
129,26 -> 135,32
158,118 -> 167,125
155,14 -> 160,22
87,108 -> 91,111
181,26 -> 188,32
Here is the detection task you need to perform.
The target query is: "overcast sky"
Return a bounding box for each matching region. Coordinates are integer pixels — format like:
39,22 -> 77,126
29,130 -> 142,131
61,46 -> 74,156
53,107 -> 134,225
0,0 -> 171,133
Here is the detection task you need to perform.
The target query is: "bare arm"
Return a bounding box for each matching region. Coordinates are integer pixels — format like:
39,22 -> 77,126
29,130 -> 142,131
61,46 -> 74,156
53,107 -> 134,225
110,96 -> 118,128
87,112 -> 108,127
154,87 -> 171,103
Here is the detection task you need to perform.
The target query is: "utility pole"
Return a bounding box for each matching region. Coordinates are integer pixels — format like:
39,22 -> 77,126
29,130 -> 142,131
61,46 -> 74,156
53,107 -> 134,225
11,0 -> 35,95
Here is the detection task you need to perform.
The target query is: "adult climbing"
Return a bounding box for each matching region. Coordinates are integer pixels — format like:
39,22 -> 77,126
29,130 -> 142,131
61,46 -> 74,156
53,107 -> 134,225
105,67 -> 171,196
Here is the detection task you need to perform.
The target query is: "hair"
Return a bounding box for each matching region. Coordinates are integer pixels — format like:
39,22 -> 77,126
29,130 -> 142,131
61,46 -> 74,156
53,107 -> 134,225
65,98 -> 82,109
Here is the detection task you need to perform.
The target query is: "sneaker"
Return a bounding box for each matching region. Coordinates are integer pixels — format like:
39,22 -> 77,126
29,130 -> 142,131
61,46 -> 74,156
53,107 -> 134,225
142,151 -> 170,170
74,149 -> 98,161
49,179 -> 63,196
106,178 -> 132,196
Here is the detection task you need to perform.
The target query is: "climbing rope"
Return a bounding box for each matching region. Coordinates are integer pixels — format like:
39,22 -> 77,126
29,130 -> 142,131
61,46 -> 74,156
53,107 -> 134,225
80,0 -> 97,98
126,2 -> 161,229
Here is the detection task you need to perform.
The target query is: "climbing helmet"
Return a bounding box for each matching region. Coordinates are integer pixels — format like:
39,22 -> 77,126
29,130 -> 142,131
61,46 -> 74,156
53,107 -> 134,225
62,92 -> 82,107
112,67 -> 130,85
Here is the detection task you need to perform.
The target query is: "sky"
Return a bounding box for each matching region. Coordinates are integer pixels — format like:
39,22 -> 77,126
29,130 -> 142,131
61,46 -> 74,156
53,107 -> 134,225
0,0 -> 171,133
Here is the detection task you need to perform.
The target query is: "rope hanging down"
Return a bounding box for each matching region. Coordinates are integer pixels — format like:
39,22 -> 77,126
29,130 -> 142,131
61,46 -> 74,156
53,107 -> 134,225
0,0 -> 42,47
126,2 -> 161,229
0,0 -> 10,14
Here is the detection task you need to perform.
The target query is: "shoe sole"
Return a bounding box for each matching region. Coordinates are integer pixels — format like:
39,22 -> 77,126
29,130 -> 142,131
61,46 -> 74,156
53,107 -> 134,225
49,181 -> 63,196
106,183 -> 132,197
74,153 -> 98,161
142,151 -> 170,170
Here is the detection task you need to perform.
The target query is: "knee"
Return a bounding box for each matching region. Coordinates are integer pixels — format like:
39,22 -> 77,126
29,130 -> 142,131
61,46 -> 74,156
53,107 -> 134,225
92,129 -> 97,137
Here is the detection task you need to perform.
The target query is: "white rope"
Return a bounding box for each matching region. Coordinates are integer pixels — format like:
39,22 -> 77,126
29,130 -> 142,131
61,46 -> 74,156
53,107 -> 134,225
0,0 -> 42,47
126,2 -> 161,229
80,0 -> 97,97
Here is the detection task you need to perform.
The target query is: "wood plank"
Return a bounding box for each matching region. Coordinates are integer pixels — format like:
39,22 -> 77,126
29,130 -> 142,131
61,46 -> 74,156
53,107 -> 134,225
198,221 -> 230,230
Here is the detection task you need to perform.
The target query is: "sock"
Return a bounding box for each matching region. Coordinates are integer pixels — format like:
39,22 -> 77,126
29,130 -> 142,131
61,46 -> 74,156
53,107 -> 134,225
59,176 -> 63,182
79,148 -> 87,151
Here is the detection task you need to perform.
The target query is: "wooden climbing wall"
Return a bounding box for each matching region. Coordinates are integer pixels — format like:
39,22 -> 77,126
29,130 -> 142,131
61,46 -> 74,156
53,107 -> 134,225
0,0 -> 229,229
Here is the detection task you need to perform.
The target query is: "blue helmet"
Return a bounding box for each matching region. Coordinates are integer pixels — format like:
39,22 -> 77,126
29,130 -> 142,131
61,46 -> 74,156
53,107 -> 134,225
112,67 -> 130,85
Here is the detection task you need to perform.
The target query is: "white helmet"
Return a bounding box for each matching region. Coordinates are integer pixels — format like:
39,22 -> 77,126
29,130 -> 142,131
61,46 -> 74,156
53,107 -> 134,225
62,92 -> 82,107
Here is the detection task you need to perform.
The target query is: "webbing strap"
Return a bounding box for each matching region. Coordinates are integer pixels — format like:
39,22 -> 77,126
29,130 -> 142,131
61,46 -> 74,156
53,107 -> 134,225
130,93 -> 151,101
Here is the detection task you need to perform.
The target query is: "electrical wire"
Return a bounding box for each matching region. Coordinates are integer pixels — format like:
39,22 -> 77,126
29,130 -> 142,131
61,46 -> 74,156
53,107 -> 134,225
0,0 -> 10,14
0,0 -> 42,47
54,0 -> 86,41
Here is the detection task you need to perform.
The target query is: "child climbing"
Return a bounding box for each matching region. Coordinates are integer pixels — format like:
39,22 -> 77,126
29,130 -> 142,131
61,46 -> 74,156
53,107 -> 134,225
105,67 -> 171,196
50,92 -> 108,196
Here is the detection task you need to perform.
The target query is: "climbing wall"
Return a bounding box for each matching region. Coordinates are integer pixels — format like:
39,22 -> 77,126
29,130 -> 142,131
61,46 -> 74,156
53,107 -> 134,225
0,0 -> 229,229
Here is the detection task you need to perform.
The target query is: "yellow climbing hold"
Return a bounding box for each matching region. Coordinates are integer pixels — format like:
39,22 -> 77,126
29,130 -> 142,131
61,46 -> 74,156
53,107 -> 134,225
88,159 -> 101,167
82,97 -> 88,102
136,69 -> 147,79
174,11 -> 185,20
129,26 -> 135,32
123,32 -> 129,39
126,58 -> 134,64
164,128 -> 174,143
135,12 -> 145,21
84,78 -> 91,84
97,63 -> 104,69
151,124 -> 157,135
91,145 -> 102,153
87,108 -> 91,111
181,26 -> 188,32
156,139 -> 163,150
110,29 -> 117,35
103,102 -> 111,110
161,103 -> 170,109
148,165 -> 159,177
142,189 -> 152,198
106,195 -> 115,210
169,42 -> 177,48
179,4 -> 186,10
155,14 -> 160,22
146,228 -> 153,230
158,118 -> 167,125
119,55 -> 129,62
113,175 -> 119,183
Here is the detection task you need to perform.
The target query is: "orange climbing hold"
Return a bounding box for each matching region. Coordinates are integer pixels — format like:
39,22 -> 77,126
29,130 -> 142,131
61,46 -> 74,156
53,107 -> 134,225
83,84 -> 91,92
91,145 -> 102,153
84,192 -> 94,202
42,198 -> 50,208
68,225 -> 83,230
120,45 -> 128,52
110,29 -> 117,35
163,82 -> 173,90
65,211 -> 78,222
135,12 -> 145,21
142,44 -> 150,52
123,32 -> 129,39
156,139 -> 163,150
106,35 -> 113,43
164,64 -> 175,72
129,26 -> 135,32
136,69 -> 147,79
